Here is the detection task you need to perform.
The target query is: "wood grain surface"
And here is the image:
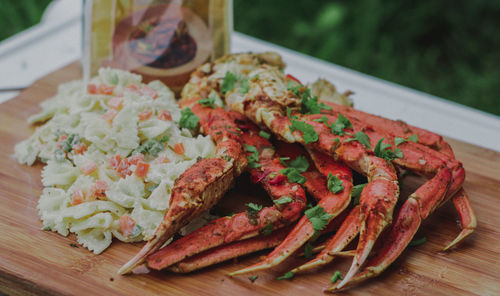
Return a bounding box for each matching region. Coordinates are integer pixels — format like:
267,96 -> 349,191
1,63 -> 499,296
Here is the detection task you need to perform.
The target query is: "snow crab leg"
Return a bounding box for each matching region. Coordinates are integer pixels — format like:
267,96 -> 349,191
225,65 -> 470,289
326,101 -> 476,250
144,109 -> 307,271
229,143 -> 353,275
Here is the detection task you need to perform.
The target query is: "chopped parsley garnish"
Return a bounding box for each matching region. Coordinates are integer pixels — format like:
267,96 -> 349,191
179,108 -> 199,131
221,71 -> 238,94
248,275 -> 258,283
287,81 -> 302,95
60,133 -> 81,153
279,157 -> 290,166
286,106 -> 298,120
305,205 -> 332,232
304,242 -> 313,259
110,73 -> 119,85
280,168 -> 306,184
374,138 -> 403,160
245,144 -> 261,168
221,72 -> 249,94
259,130 -> 271,139
261,223 -> 274,236
345,131 -> 371,149
395,134 -> 418,146
133,139 -> 163,156
239,78 -> 250,94
288,155 -> 309,173
330,271 -> 343,283
409,236 -> 427,247
351,183 -> 367,206
54,148 -> 66,161
327,173 -> 344,193
198,96 -> 216,108
130,224 -> 143,239
329,113 -> 353,136
394,137 -> 406,146
274,196 -> 294,205
313,116 -> 329,124
408,134 -> 419,143
290,120 -> 318,144
246,203 -> 262,225
159,135 -> 169,143
277,271 -> 294,280
287,81 -> 330,114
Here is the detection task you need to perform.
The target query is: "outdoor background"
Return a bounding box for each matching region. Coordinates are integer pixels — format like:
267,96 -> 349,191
1,0 -> 499,116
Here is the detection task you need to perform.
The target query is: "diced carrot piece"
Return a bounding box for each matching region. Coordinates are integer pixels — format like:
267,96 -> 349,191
117,162 -> 132,178
71,187 -> 84,205
173,143 -> 185,155
72,143 -> 87,155
154,156 -> 170,164
81,161 -> 98,175
102,109 -> 118,123
107,97 -> 123,109
109,155 -> 122,170
140,85 -> 158,99
138,110 -> 152,121
157,110 -> 172,121
88,180 -> 108,199
127,153 -> 144,166
98,84 -> 115,95
126,84 -> 139,91
87,84 -> 97,94
119,215 -> 135,237
135,161 -> 150,178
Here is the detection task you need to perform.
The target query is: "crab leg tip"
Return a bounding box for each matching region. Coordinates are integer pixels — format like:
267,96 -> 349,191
442,227 -> 475,251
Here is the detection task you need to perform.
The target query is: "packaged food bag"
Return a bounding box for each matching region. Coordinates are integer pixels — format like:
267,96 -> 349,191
82,0 -> 232,92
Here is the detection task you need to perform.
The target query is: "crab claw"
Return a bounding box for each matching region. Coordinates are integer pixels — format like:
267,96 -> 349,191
118,158 -> 235,275
332,166 -> 452,291
291,205 -> 361,274
335,178 -> 399,289
228,148 -> 353,276
443,189 -> 477,251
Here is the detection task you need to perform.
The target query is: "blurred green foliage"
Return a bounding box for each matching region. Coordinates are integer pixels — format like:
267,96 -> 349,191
2,0 -> 499,116
235,0 -> 500,116
0,0 -> 52,41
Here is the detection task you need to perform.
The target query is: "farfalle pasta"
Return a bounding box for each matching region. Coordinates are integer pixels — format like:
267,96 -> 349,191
15,68 -> 215,254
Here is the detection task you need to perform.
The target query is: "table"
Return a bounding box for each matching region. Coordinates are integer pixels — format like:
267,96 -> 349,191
1,0 -> 499,153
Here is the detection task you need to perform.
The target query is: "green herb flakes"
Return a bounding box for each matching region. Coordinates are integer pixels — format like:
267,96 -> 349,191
305,205 -> 332,232
259,130 -> 271,139
288,155 -> 309,173
327,173 -> 344,193
345,131 -> 371,149
374,138 -> 403,161
179,108 -> 199,131
221,71 -> 238,94
274,196 -> 294,205
248,275 -> 258,283
330,271 -> 343,283
246,202 -> 262,225
245,144 -> 261,168
409,236 -> 427,247
351,183 -> 367,206
290,120 -> 318,144
280,168 -> 306,184
277,271 -> 294,280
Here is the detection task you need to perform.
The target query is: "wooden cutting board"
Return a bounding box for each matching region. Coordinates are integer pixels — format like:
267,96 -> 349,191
1,63 -> 499,296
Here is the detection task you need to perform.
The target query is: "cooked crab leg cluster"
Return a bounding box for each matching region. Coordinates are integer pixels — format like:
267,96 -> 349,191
224,62 -> 475,289
119,52 -> 476,292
